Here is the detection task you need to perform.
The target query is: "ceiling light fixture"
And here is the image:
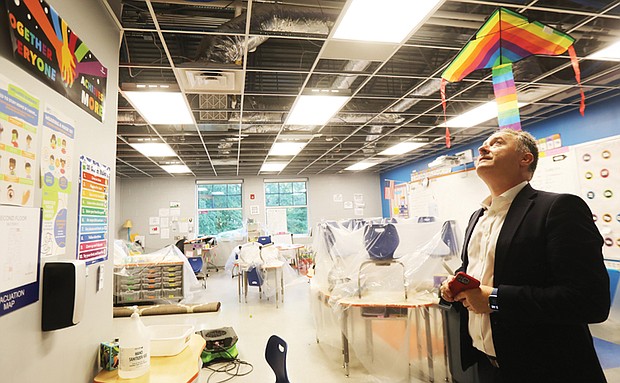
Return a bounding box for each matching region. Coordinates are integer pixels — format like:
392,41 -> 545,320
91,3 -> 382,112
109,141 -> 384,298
129,142 -> 177,157
285,94 -> 349,125
587,40 -> 620,61
160,164 -> 192,174
438,101 -> 528,128
124,91 -> 194,125
260,162 -> 288,172
379,141 -> 428,156
345,161 -> 379,171
333,0 -> 443,43
268,142 -> 308,156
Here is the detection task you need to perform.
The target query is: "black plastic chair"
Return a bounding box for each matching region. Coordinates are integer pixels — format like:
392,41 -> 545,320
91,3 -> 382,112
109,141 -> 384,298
265,335 -> 290,383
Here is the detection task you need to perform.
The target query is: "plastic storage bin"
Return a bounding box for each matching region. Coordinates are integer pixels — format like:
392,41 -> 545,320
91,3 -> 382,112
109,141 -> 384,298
148,325 -> 194,356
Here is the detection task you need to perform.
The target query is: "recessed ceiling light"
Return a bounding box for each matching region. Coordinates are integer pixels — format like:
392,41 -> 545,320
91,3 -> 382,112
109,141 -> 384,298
160,164 -> 192,174
588,40 -> 620,61
260,162 -> 288,172
129,142 -> 177,157
379,141 -> 428,155
268,142 -> 308,156
345,161 -> 379,171
438,101 -> 528,128
285,95 -> 349,125
333,0 -> 443,43
124,91 -> 193,125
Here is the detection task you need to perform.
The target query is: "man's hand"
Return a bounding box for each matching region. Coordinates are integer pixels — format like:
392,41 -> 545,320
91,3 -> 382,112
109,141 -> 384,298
455,285 -> 495,314
440,277 -> 457,302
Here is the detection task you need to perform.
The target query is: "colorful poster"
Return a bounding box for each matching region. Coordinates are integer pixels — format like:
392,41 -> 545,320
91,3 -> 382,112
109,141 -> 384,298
40,106 -> 74,257
0,76 -> 39,207
77,156 -> 109,265
575,137 -> 620,261
5,0 -> 107,121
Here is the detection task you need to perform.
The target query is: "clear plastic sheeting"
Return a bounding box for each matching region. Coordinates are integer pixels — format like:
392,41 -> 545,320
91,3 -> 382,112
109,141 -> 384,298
224,242 -> 305,300
113,241 -> 209,305
310,218 -> 460,382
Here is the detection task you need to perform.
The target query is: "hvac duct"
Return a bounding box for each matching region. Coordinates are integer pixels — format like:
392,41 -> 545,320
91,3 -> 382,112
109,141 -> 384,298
195,4 -> 336,63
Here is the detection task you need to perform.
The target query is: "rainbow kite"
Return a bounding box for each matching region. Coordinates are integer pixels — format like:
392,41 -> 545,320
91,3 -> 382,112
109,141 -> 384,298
440,7 -> 584,147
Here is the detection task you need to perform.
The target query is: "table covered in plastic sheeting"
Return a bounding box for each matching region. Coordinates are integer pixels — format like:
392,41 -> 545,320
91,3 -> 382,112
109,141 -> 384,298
113,240 -> 209,305
309,218 -> 462,383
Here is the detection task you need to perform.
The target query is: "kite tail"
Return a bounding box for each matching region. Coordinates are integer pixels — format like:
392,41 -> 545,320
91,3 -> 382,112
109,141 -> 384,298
568,45 -> 586,116
440,78 -> 451,148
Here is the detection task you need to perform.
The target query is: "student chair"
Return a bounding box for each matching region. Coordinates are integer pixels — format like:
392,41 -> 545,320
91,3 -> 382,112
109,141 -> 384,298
265,335 -> 290,383
238,242 -> 265,302
358,223 -> 407,299
187,256 -> 206,287
257,235 -> 272,245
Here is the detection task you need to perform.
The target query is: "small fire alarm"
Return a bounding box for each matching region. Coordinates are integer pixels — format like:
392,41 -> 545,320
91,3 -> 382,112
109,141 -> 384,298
250,193 -> 255,200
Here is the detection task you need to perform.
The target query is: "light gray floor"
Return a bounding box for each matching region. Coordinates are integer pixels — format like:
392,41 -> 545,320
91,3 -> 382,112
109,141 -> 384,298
114,271 -> 620,383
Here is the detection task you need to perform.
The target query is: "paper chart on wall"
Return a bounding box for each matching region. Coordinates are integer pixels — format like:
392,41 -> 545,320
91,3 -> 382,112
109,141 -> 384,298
40,106 -> 75,257
0,206 -> 41,318
575,137 -> 620,260
76,156 -> 110,265
0,75 -> 39,207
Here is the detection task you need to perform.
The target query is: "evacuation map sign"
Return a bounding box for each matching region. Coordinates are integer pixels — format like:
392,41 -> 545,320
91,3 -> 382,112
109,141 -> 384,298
5,0 -> 107,121
77,155 -> 109,265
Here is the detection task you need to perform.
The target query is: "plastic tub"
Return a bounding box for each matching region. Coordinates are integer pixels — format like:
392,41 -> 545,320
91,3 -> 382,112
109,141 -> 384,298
148,325 -> 194,356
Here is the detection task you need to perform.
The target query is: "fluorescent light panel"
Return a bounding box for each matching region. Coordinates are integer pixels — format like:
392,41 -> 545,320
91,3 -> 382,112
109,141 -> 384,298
285,95 -> 349,125
379,141 -> 427,155
260,163 -> 288,172
588,40 -> 620,61
124,91 -> 193,125
160,164 -> 191,174
129,142 -> 177,157
333,0 -> 442,43
439,101 -> 527,128
345,161 -> 378,171
269,142 -> 308,156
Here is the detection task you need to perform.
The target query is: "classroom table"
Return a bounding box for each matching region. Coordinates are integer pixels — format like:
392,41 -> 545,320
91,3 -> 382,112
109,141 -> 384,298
317,290 -> 440,383
235,260 -> 285,308
93,334 -> 205,383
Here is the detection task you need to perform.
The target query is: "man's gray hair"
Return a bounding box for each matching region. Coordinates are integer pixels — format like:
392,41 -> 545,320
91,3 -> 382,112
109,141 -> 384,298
499,129 -> 539,174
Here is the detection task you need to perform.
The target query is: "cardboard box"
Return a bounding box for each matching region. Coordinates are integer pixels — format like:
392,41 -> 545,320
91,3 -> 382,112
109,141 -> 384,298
99,341 -> 119,371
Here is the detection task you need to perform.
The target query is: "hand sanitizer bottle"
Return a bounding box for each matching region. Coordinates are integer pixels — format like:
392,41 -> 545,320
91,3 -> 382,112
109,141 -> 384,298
118,308 -> 150,379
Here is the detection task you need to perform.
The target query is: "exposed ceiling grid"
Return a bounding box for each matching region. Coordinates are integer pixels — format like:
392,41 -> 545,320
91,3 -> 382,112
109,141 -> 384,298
112,0 -> 620,178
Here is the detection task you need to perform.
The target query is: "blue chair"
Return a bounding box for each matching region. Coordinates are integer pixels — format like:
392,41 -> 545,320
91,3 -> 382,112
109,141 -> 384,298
265,335 -> 290,383
358,223 -> 407,299
257,235 -> 272,245
187,256 -> 206,287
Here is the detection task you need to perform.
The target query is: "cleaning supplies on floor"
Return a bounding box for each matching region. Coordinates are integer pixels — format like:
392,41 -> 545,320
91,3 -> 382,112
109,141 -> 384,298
118,308 -> 150,379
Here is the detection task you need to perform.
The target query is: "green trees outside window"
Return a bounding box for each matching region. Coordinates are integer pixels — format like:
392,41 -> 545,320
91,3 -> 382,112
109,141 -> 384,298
265,181 -> 308,235
197,183 -> 243,236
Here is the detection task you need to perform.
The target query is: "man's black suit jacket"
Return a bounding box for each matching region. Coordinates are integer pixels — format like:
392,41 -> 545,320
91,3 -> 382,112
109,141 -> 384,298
457,183 -> 610,383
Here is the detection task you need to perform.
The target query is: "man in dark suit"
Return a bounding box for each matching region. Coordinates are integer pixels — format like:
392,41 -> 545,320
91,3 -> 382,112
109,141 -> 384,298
440,129 -> 610,383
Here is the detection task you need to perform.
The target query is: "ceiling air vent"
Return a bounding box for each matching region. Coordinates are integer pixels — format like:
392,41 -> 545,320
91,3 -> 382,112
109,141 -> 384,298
177,68 -> 244,94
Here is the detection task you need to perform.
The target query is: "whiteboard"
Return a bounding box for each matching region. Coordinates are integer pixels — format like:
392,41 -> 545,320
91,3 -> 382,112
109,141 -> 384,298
407,134 -> 620,261
266,208 -> 288,234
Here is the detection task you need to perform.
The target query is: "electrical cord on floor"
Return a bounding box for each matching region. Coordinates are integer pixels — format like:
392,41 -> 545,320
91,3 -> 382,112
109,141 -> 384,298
202,345 -> 253,383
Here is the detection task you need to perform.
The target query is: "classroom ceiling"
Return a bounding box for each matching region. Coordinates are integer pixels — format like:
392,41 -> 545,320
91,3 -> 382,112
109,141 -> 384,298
107,0 -> 620,178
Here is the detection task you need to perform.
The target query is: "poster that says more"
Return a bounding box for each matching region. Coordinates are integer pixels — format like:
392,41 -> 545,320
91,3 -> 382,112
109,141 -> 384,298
40,106 -> 74,258
4,0 -> 107,121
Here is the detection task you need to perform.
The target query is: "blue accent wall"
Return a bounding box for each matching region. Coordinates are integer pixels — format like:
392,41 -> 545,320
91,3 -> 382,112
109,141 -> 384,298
380,95 -> 620,217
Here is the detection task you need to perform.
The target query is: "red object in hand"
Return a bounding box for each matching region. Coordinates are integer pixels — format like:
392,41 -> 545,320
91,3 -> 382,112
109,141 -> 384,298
448,272 -> 480,295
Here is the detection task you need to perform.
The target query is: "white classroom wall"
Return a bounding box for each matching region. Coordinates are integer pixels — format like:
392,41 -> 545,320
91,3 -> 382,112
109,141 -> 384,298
117,173 -> 382,261
0,0 -> 120,381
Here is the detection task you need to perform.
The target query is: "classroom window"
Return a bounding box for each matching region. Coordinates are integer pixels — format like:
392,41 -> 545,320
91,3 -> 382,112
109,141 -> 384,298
197,182 -> 243,236
264,180 -> 308,235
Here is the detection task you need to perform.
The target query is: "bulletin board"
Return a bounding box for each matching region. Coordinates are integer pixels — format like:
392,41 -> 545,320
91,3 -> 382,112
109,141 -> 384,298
407,134 -> 620,263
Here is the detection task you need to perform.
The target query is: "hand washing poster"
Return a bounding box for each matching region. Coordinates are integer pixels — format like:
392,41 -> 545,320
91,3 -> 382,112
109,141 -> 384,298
0,75 -> 39,207
5,0 -> 107,121
40,106 -> 74,257
77,155 -> 109,265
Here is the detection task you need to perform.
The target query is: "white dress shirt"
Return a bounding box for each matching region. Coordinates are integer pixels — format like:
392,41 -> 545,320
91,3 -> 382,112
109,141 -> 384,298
466,181 -> 528,357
